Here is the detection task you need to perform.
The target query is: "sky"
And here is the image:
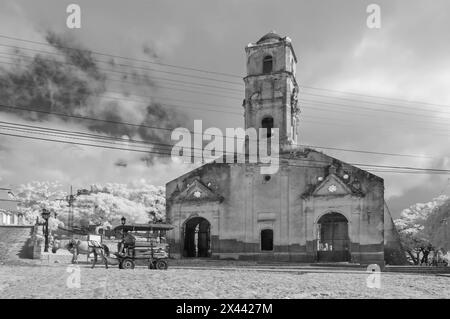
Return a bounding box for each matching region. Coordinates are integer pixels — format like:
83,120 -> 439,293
0,0 -> 449,217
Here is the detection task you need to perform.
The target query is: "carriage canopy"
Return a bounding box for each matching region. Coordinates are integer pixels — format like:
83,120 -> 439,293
113,223 -> 174,232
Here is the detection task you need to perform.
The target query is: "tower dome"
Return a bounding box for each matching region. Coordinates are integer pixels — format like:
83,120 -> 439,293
256,31 -> 283,44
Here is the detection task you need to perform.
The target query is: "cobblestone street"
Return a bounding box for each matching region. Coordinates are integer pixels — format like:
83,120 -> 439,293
0,263 -> 449,299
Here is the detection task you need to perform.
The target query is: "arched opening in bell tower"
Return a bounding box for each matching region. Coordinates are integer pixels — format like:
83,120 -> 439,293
261,116 -> 274,138
262,55 -> 273,74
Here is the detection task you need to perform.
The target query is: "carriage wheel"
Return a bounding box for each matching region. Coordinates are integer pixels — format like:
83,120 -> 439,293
121,258 -> 135,270
155,259 -> 168,270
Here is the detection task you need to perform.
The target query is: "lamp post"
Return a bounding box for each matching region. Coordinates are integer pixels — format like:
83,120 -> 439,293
41,209 -> 51,252
121,216 -> 126,239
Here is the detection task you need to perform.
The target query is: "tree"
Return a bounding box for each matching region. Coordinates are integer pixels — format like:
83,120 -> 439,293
394,195 -> 448,264
423,198 -> 450,252
14,180 -> 166,231
71,182 -> 165,226
15,181 -> 67,231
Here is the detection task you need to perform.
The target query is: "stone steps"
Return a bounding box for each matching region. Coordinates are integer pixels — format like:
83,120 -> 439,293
170,258 -> 365,266
169,259 -> 450,274
167,259 -> 369,272
311,263 -> 366,268
0,226 -> 34,261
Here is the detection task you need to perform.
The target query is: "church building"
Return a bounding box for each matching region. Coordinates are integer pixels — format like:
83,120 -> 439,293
165,32 -> 403,265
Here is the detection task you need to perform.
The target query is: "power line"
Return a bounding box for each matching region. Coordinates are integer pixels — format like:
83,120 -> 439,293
1,34 -> 449,114
2,129 -> 449,176
3,70 -> 450,136
0,103 -> 438,159
0,120 -> 433,162
0,34 -> 242,79
302,86 -> 450,111
0,131 -> 171,156
2,61 -> 450,133
302,102 -> 450,129
301,98 -> 450,122
300,116 -> 450,138
0,59 -> 243,101
0,47 -> 446,166
3,44 -> 450,120
3,55 -> 450,136
0,121 -> 170,147
2,53 -> 450,125
0,45 -> 246,94
4,48 -> 449,123
2,72 -> 448,136
0,124 -> 162,150
0,120 -> 448,175
0,51 -> 242,87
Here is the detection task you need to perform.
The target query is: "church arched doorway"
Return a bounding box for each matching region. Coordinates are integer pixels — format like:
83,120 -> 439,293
317,212 -> 350,262
183,217 -> 211,258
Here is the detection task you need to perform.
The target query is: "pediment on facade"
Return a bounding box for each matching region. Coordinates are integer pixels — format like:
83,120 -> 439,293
304,174 -> 364,198
171,179 -> 224,203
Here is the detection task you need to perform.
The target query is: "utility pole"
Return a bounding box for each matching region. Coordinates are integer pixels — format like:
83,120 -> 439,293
442,218 -> 448,251
63,186 -> 92,237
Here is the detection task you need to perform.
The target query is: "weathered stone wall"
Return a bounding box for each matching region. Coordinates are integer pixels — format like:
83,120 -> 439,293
384,212 -> 408,265
166,149 -> 388,265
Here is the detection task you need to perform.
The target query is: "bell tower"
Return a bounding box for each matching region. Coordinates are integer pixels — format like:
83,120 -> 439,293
243,32 -> 300,150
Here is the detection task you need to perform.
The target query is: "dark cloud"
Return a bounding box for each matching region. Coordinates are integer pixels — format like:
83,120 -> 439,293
0,31 -> 186,163
45,31 -> 105,81
388,181 -> 444,218
0,53 -> 101,120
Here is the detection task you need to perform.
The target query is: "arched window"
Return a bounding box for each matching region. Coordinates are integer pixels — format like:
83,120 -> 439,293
261,229 -> 273,251
261,117 -> 274,138
263,55 -> 273,74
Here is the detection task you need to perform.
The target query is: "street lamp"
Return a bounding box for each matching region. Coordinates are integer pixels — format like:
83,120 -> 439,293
41,209 -> 51,252
120,216 -> 126,240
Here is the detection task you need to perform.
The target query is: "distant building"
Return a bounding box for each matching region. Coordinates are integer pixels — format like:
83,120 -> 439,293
0,188 -> 23,225
165,32 -> 403,265
0,209 -> 24,225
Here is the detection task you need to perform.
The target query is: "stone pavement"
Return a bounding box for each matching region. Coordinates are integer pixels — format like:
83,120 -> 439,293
0,263 -> 449,299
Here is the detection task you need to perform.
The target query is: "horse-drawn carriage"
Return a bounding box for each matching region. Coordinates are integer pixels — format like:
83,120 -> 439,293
53,222 -> 174,270
112,223 -> 174,270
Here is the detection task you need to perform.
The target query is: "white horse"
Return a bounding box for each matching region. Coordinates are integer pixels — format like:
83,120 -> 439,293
53,239 -> 110,269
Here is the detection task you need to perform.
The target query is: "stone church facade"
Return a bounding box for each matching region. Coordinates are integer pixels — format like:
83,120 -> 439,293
165,32 -> 403,265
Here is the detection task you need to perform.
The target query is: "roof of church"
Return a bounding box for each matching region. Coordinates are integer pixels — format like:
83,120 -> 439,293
166,147 -> 383,188
257,31 -> 283,44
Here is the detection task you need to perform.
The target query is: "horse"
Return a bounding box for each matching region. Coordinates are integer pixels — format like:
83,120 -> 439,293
53,239 -> 110,269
